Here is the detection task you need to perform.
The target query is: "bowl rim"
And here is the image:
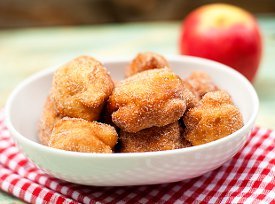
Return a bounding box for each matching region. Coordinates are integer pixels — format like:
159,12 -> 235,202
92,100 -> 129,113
5,55 -> 259,158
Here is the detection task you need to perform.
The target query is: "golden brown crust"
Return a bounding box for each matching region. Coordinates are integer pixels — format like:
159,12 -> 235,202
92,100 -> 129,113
49,117 -> 118,153
52,56 -> 114,121
183,71 -> 219,99
39,53 -> 244,152
125,52 -> 170,77
39,95 -> 61,145
108,68 -> 190,133
183,91 -> 244,146
120,122 -> 188,153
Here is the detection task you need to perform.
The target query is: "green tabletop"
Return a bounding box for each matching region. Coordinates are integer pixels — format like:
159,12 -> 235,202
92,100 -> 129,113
0,16 -> 274,202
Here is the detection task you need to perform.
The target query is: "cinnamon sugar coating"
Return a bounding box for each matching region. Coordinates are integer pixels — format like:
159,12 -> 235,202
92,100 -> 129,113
120,122 -> 191,153
52,56 -> 114,121
183,91 -> 244,145
183,71 -> 219,99
39,95 -> 61,145
126,52 -> 170,77
108,68 -> 193,133
49,117 -> 118,153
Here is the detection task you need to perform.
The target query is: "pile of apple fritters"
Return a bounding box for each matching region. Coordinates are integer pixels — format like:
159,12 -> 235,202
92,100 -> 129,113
39,52 -> 243,153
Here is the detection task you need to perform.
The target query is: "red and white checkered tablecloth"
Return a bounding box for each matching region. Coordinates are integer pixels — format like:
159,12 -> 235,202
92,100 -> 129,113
0,111 -> 274,204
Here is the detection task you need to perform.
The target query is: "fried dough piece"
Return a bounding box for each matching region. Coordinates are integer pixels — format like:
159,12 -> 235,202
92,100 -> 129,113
108,68 -> 190,133
183,71 -> 219,99
49,118 -> 118,153
183,91 -> 244,146
52,56 -> 114,121
126,52 -> 170,77
120,122 -> 189,153
39,95 -> 61,145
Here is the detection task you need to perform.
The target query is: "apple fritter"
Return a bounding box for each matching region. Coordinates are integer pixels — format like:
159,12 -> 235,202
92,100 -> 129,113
120,122 -> 190,153
183,90 -> 243,145
108,68 -> 192,133
39,95 -> 61,146
183,71 -> 219,99
52,56 -> 114,121
125,52 -> 170,77
49,117 -> 118,153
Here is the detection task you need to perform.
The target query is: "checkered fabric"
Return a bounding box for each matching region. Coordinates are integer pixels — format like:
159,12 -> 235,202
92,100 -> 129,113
0,111 -> 274,204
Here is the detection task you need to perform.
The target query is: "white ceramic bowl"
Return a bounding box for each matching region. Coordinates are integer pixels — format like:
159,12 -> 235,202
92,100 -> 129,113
5,55 -> 258,186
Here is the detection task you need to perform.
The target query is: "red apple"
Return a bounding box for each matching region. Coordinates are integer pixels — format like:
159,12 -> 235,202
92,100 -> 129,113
179,4 -> 262,82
